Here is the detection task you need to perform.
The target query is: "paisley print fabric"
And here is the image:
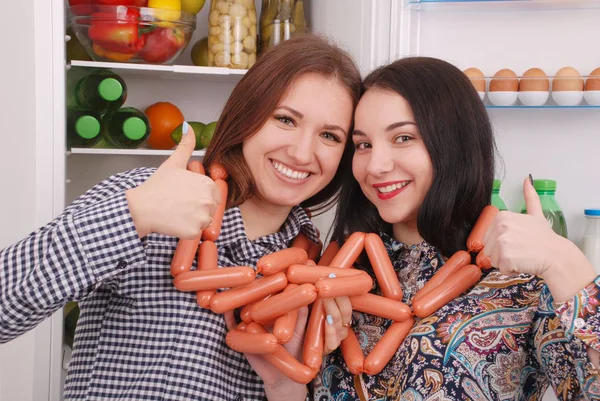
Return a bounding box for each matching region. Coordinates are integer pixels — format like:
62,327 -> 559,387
312,234 -> 600,401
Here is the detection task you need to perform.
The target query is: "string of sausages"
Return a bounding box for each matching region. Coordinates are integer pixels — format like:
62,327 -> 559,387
170,162 -> 500,384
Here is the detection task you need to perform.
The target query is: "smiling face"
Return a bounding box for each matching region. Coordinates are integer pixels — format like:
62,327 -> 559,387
242,72 -> 353,209
352,88 -> 433,233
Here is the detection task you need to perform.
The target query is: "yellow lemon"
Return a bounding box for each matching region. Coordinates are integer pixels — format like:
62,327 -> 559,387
148,0 -> 182,24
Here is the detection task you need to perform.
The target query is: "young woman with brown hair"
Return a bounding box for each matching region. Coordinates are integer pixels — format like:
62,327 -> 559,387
0,35 -> 361,400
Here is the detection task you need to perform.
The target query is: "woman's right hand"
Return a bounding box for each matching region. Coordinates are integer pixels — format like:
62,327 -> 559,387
126,125 -> 221,239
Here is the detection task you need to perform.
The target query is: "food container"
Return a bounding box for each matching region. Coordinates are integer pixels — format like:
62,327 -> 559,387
68,5 -> 196,65
259,0 -> 307,54
208,0 -> 257,69
488,91 -> 518,106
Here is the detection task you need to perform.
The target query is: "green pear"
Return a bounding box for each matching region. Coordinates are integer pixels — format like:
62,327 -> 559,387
171,121 -> 206,150
200,121 -> 217,148
191,37 -> 209,66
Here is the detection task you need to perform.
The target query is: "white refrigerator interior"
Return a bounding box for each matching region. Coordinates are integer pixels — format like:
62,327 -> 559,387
0,1 -> 598,400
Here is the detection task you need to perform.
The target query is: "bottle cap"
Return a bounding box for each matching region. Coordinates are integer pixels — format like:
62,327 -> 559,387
584,209 -> 600,217
75,115 -> 101,139
493,179 -> 501,191
533,179 -> 556,192
98,78 -> 123,102
122,117 -> 147,140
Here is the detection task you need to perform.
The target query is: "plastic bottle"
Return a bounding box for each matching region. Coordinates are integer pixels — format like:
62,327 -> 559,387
582,209 -> 600,274
491,179 -> 508,211
74,70 -> 127,114
521,179 -> 568,238
101,107 -> 150,149
66,107 -> 103,148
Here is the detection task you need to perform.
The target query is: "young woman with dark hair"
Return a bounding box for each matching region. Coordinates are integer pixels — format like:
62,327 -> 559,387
0,34 -> 361,401
304,56 -> 599,400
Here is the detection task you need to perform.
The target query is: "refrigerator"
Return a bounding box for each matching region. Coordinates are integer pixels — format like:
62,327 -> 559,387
0,0 -> 598,400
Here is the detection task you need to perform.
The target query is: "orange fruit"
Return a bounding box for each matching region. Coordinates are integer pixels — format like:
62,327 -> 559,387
145,102 -> 185,150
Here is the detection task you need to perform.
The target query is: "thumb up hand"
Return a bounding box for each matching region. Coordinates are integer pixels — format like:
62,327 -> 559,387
482,176 -> 558,277
127,122 -> 221,239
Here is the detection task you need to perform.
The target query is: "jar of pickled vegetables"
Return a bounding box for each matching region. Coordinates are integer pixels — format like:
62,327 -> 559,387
208,0 -> 257,69
259,0 -> 307,54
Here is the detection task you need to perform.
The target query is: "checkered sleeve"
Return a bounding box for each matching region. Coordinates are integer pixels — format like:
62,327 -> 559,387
0,167 -> 155,344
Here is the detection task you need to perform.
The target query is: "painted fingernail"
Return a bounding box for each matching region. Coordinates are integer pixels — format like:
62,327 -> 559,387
326,315 -> 333,325
328,273 -> 337,278
528,173 -> 534,186
182,121 -> 189,135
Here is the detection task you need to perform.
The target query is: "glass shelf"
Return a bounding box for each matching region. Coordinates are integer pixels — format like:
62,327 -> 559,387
405,0 -> 600,12
68,148 -> 206,157
69,60 -> 247,82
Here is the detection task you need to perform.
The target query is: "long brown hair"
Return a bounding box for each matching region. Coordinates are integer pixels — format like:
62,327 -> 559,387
203,34 -> 361,214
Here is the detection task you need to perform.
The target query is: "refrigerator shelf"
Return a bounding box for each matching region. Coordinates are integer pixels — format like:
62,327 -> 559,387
69,60 -> 247,83
485,105 -> 600,109
68,147 -> 207,157
405,0 -> 600,12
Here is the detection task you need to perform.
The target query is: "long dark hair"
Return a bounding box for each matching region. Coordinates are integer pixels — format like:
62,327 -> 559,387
332,57 -> 495,257
203,34 -> 361,214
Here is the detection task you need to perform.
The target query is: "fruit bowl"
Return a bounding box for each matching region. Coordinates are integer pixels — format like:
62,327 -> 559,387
68,5 -> 196,65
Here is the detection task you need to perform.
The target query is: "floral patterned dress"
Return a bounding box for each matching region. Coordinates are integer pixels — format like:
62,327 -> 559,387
312,234 -> 600,401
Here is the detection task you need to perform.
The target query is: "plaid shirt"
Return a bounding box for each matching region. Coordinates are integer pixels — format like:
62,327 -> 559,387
0,167 -> 319,401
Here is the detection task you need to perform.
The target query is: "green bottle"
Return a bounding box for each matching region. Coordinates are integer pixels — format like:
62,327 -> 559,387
102,107 -> 151,149
491,179 -> 508,211
75,70 -> 127,114
66,107 -> 103,148
521,179 -> 568,238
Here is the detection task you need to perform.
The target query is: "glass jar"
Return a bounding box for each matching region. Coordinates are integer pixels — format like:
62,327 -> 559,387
259,0 -> 307,54
208,0 -> 257,69
582,209 -> 600,274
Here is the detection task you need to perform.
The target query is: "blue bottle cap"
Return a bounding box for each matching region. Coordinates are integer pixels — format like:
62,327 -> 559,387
584,209 -> 600,216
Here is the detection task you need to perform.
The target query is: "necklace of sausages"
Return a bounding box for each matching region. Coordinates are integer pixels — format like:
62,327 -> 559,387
170,161 -> 499,384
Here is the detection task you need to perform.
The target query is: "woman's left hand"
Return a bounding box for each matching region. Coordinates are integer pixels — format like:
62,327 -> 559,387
482,177 -> 561,278
482,177 -> 597,303
322,296 -> 353,354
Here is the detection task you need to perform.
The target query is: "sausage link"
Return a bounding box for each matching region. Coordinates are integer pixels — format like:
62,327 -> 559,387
173,266 -> 255,292
251,283 -> 317,323
315,272 -> 373,298
476,250 -> 492,269
208,161 -> 228,180
413,250 -> 471,303
307,239 -> 323,262
257,248 -> 308,276
195,241 -> 219,308
340,328 -> 364,375
291,232 -> 312,253
349,294 -> 412,322
466,205 -> 499,252
209,272 -> 288,314
272,284 -> 299,344
246,322 -> 316,384
412,264 -> 481,318
364,233 -> 403,301
318,241 -> 340,266
202,179 -> 228,241
287,264 -> 363,284
303,297 -> 325,372
363,318 -> 414,375
328,232 -> 365,269
225,329 -> 279,354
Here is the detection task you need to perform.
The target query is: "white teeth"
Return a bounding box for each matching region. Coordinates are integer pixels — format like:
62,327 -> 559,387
377,182 -> 409,193
272,161 -> 310,180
